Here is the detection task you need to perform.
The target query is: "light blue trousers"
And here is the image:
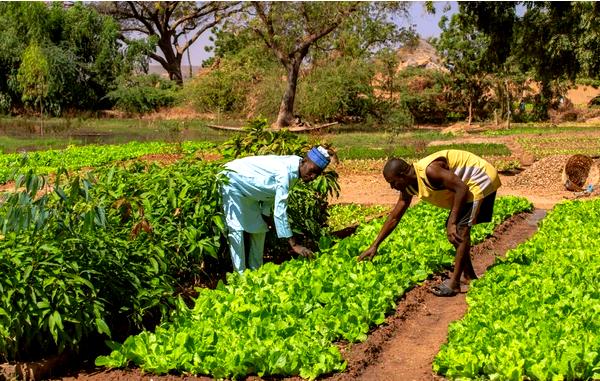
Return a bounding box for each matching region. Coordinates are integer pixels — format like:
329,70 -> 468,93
227,230 -> 266,273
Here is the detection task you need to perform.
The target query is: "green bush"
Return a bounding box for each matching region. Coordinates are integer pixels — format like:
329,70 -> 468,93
295,58 -> 377,122
1,2 -> 123,115
0,157 -> 226,361
395,67 -> 456,124
106,74 -> 178,114
250,69 -> 288,120
184,66 -> 251,115
0,93 -> 11,114
184,38 -> 279,117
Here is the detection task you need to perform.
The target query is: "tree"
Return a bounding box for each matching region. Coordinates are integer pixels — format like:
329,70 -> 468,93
17,42 -> 49,122
97,1 -> 241,85
459,2 -> 600,120
0,2 -> 124,114
243,2 -> 410,128
434,13 -> 491,125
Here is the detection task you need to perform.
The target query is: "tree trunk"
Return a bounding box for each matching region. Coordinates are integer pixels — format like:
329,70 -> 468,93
274,58 -> 302,129
158,35 -> 184,85
165,59 -> 183,85
505,79 -> 511,129
186,44 -> 193,79
467,98 -> 473,125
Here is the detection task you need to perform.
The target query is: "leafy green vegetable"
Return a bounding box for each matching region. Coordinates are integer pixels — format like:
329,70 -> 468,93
98,197 -> 532,379
0,141 -> 215,184
434,199 -> 599,381
326,204 -> 390,232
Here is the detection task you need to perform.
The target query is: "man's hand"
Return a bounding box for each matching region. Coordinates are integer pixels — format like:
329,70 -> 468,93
446,223 -> 463,246
358,246 -> 378,261
291,244 -> 314,259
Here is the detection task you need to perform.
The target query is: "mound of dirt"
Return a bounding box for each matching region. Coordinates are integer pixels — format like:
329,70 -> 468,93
506,155 -> 600,192
396,39 -> 448,73
505,155 -> 571,192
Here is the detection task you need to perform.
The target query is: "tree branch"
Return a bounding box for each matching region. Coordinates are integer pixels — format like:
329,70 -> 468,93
149,52 -> 167,66
297,5 -> 359,53
251,2 -> 287,65
126,1 -> 156,35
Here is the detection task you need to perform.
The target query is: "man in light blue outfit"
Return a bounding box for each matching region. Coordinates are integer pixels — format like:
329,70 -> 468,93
221,146 -> 333,273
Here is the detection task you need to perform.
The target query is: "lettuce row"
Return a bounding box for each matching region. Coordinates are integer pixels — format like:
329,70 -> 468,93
97,196 -> 532,379
434,198 -> 600,381
0,141 -> 215,183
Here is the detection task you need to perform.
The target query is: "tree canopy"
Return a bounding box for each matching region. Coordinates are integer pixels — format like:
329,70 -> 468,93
0,2 -> 123,114
453,1 -> 600,120
215,1 -> 413,128
96,1 -> 241,85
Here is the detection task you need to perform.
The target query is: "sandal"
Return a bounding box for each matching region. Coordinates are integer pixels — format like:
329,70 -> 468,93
431,281 -> 460,297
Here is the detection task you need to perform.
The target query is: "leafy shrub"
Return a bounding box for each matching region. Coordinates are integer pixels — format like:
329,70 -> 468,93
295,58 -> 377,122
250,69 -> 287,120
0,154 -> 226,361
106,74 -> 178,114
184,66 -> 252,115
0,93 -> 11,114
184,38 -> 279,117
381,104 -> 415,135
395,67 -> 456,124
1,2 -> 123,115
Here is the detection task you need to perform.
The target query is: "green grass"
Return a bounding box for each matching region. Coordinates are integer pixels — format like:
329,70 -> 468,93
477,123 -> 600,136
4,116 -> 598,161
518,136 -> 600,159
0,136 -> 81,154
325,127 -> 450,150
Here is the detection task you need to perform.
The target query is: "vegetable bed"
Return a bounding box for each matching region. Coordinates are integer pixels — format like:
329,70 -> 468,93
0,141 -> 215,184
434,198 -> 600,380
97,196 -> 533,379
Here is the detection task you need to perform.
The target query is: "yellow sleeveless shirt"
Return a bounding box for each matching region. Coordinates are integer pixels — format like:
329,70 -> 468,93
410,150 -> 501,209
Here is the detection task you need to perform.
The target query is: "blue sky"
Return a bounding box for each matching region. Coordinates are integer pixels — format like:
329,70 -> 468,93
182,1 -> 457,66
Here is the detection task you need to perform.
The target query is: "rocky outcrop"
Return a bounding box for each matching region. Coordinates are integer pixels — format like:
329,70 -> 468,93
396,39 -> 448,73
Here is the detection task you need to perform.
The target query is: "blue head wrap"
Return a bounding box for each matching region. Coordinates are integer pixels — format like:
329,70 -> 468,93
307,146 -> 330,169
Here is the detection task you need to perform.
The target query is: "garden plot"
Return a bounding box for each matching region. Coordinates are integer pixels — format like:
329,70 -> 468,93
97,197 -> 532,380
435,198 -> 600,381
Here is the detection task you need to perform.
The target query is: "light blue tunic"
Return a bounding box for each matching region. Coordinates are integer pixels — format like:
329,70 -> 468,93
221,155 -> 301,238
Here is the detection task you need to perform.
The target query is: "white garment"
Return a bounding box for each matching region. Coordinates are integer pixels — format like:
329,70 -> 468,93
220,155 -> 301,273
221,155 -> 301,238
